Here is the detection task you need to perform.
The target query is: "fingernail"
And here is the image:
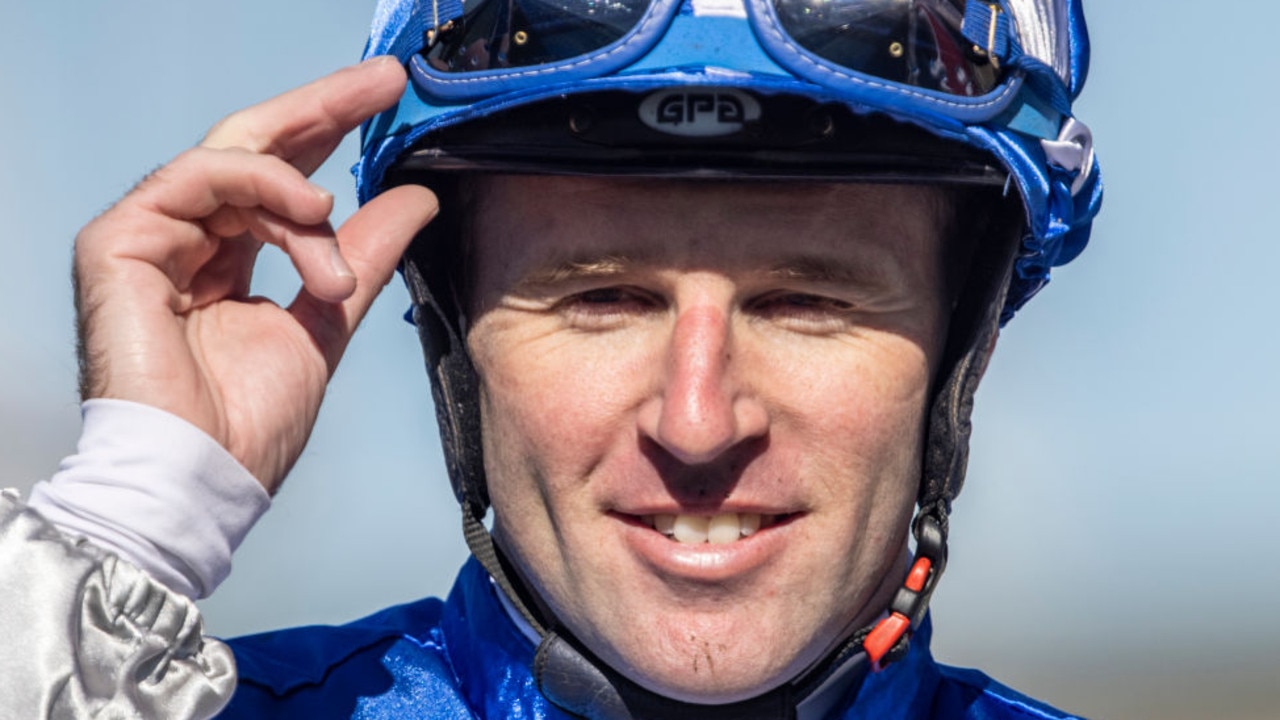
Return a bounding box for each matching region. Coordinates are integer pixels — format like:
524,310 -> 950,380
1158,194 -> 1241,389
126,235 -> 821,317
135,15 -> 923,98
331,244 -> 355,279
313,185 -> 333,202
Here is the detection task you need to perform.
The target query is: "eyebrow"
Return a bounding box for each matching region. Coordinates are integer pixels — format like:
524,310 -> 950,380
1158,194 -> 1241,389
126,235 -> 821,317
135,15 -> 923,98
514,252 -> 887,289
766,255 -> 881,287
516,254 -> 642,288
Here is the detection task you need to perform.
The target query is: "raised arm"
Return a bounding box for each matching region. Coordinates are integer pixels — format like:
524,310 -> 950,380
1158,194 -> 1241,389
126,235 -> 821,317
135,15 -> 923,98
0,57 -> 437,719
74,55 -> 436,492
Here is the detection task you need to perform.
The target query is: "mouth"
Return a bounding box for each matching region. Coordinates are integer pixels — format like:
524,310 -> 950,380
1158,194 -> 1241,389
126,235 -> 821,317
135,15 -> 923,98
615,509 -> 801,580
637,512 -> 794,544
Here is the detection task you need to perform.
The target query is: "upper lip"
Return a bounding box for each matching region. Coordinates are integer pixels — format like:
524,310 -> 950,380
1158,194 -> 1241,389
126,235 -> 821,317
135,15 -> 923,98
611,502 -> 802,517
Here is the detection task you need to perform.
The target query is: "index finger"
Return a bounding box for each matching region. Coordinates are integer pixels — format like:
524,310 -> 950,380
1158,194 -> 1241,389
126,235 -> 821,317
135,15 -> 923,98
201,55 -> 406,176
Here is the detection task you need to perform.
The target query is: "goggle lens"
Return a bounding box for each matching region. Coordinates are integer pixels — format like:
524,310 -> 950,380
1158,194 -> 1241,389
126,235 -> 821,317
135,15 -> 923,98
423,0 -> 1005,99
425,0 -> 648,73
772,0 -> 1001,96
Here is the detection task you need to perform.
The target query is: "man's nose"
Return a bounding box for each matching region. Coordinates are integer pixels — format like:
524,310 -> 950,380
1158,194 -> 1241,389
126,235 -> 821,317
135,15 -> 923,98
637,304 -> 769,465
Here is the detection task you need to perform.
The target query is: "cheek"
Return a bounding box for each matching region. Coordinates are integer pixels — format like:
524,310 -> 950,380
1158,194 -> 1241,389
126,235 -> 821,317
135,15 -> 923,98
761,332 -> 933,455
752,330 -> 931,566
471,320 -> 662,522
766,336 -> 929,596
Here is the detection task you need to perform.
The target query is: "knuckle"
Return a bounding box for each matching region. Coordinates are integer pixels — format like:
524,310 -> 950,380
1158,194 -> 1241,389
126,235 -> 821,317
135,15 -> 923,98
127,150 -> 198,197
204,111 -> 269,152
73,209 -> 123,261
168,146 -> 224,174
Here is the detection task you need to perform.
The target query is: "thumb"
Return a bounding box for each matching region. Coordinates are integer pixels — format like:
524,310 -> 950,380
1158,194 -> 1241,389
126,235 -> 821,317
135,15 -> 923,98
289,184 -> 439,372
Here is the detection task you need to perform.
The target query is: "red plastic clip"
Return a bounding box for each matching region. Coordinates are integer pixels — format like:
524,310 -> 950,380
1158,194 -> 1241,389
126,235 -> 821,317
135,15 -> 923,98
905,557 -> 932,593
864,612 -> 911,666
864,557 -> 934,667
862,514 -> 948,671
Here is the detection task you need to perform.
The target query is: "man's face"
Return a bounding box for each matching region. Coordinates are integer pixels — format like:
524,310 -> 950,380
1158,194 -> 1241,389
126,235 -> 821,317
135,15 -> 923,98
466,176 -> 952,703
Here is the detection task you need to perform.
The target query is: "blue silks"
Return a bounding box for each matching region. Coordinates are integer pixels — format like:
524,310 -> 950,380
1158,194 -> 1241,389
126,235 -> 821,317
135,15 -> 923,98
217,557 -> 1081,719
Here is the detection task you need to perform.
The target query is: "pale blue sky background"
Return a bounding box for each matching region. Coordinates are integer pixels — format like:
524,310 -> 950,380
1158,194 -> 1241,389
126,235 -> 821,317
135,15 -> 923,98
2,2 -> 1277,718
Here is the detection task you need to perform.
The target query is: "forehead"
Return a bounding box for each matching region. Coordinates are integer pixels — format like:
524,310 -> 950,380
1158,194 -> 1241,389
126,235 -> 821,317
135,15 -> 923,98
467,175 -> 950,285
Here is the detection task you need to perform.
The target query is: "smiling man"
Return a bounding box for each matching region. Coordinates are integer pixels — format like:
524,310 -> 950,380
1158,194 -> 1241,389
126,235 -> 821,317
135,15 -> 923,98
1,0 -> 1102,718
465,178 -> 950,705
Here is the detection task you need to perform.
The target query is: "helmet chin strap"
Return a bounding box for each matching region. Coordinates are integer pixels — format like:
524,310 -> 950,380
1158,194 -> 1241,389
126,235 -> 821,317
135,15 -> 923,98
531,621 -> 872,720
859,197 -> 1021,670
400,187 -> 1022,719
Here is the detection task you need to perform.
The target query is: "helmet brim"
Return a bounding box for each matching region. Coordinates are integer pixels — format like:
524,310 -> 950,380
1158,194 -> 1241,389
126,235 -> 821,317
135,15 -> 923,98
385,88 -> 1007,187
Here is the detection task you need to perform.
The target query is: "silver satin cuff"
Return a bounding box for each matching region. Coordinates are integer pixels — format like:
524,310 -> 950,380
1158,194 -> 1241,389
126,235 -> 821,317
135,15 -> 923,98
0,490 -> 236,719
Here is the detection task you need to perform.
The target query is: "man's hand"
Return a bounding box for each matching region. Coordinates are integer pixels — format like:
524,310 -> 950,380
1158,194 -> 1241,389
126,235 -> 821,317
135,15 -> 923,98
73,57 -> 438,494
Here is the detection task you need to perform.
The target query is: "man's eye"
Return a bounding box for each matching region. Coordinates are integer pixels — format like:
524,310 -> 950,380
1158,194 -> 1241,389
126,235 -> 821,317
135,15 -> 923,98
750,292 -> 857,329
756,292 -> 855,313
558,286 -> 659,325
577,288 -> 631,305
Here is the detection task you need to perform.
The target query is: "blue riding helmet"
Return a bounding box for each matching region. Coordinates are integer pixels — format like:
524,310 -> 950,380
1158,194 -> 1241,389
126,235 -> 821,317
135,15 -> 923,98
356,0 -> 1102,321
353,0 -> 1103,712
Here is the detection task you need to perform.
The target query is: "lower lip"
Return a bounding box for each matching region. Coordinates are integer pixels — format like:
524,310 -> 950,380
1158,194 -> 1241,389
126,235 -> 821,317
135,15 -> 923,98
614,513 -> 796,582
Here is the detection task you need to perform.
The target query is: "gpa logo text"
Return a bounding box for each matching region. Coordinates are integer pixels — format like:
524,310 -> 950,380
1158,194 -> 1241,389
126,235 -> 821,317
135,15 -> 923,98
639,88 -> 762,137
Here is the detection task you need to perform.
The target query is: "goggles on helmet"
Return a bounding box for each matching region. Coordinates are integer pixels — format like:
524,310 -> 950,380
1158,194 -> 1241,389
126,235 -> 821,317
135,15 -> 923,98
360,0 -> 1101,318
419,0 -> 1006,104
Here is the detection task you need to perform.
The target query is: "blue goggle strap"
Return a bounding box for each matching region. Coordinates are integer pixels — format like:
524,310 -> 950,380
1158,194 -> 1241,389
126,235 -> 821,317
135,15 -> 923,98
366,0 -> 465,63
962,2 -> 1014,63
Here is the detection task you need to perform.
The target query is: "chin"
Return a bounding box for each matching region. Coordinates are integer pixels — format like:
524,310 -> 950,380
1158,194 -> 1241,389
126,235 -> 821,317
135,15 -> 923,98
618,655 -> 789,705
587,605 -> 825,705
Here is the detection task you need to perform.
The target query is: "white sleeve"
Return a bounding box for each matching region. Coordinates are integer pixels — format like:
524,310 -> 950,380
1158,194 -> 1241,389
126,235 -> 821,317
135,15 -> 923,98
27,398 -> 271,599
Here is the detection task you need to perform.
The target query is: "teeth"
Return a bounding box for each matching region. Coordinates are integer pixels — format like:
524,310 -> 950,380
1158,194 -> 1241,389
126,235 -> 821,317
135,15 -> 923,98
707,514 -> 740,544
653,514 -> 676,536
645,513 -> 768,544
672,515 -> 710,543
